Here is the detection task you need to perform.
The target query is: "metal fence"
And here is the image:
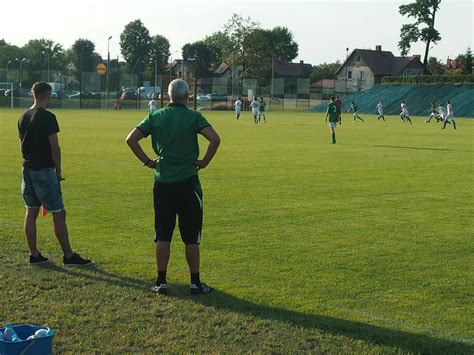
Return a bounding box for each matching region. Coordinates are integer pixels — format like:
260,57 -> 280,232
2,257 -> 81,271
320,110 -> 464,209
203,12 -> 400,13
0,65 -> 333,111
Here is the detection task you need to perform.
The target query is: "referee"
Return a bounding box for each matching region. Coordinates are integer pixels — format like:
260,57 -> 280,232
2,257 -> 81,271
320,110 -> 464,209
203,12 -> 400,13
126,79 -> 220,295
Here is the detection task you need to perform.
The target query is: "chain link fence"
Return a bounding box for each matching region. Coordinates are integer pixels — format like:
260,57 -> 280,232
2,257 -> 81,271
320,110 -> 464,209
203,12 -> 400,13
0,64 -> 334,111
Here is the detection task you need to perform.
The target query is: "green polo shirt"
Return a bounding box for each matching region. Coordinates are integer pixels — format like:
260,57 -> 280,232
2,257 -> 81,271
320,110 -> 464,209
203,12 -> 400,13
137,103 -> 211,183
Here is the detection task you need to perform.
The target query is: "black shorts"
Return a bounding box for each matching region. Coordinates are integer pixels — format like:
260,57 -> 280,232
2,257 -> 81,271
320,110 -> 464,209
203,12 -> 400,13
153,176 -> 203,245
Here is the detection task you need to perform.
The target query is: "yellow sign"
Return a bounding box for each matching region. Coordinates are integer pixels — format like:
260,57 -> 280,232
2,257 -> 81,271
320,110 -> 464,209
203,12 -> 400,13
96,63 -> 107,75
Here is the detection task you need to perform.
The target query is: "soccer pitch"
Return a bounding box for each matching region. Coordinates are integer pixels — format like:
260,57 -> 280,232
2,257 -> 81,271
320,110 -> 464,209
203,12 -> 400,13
0,109 -> 473,353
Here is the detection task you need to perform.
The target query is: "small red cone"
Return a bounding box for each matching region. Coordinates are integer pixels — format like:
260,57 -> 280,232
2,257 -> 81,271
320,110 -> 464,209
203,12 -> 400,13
42,206 -> 48,217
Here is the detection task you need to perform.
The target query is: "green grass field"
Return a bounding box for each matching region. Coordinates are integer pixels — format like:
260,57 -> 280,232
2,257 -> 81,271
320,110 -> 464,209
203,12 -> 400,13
0,108 -> 473,353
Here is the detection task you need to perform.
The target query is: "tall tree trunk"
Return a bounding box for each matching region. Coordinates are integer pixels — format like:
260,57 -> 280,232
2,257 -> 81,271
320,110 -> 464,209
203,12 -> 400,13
423,6 -> 438,75
423,39 -> 431,75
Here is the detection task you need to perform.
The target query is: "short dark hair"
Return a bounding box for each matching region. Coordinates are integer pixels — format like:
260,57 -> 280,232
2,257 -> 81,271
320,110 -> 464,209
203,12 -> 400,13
330,96 -> 335,101
32,82 -> 52,98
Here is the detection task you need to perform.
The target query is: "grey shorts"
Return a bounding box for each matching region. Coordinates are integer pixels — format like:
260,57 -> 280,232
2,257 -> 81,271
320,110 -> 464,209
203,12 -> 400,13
21,167 -> 64,212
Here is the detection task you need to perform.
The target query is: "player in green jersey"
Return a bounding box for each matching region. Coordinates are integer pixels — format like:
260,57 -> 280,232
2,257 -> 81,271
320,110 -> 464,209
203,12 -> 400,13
347,101 -> 364,122
325,96 -> 341,144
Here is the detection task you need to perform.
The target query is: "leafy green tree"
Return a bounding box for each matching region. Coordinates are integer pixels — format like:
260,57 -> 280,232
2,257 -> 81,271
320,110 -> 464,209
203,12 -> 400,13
269,26 -> 298,62
182,41 -> 215,78
202,31 -> 233,70
69,39 -> 100,76
120,19 -> 151,75
148,34 -> 170,74
0,41 -> 25,79
242,29 -> 274,83
224,14 -> 260,75
398,0 -> 442,74
426,56 -> 445,75
22,39 -> 66,85
309,61 -> 341,82
457,47 -> 473,75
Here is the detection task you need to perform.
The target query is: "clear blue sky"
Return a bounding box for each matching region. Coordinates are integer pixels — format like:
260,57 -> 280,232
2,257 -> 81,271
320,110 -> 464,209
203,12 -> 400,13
1,0 -> 472,65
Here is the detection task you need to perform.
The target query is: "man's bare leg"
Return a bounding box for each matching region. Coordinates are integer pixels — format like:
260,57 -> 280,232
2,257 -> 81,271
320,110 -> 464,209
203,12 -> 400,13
52,210 -> 74,258
24,207 -> 40,256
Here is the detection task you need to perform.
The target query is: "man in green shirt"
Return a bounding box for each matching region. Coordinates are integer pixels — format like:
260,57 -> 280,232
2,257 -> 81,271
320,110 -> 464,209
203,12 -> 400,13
347,101 -> 364,122
325,96 -> 341,144
126,79 -> 221,295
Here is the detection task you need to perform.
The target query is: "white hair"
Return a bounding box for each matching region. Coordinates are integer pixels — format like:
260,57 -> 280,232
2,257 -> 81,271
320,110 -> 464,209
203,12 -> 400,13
168,79 -> 189,101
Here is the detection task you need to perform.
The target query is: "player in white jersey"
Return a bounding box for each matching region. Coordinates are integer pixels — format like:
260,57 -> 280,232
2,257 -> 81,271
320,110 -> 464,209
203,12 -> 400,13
250,97 -> 260,124
442,101 -> 456,129
148,97 -> 158,112
425,102 -> 441,123
400,101 -> 412,124
234,97 -> 242,120
376,101 -> 385,121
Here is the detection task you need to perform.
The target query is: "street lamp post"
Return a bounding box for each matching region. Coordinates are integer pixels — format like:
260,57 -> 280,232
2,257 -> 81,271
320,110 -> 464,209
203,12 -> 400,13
106,35 -> 112,110
18,58 -> 26,93
40,51 -> 43,81
6,60 -> 12,81
47,53 -> 50,82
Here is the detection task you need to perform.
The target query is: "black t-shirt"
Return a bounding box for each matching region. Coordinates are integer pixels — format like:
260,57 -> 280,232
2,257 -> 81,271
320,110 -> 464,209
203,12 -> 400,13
18,107 -> 60,170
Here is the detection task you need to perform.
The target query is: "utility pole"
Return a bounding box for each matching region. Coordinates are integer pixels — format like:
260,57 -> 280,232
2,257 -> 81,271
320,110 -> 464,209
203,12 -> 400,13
154,60 -> 157,99
106,35 -> 112,110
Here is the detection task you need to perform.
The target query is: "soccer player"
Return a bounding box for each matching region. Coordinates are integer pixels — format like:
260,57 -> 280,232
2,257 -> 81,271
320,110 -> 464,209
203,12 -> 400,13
18,82 -> 91,266
442,101 -> 457,129
148,97 -> 158,112
126,79 -> 221,295
234,97 -> 242,120
425,102 -> 440,123
347,101 -> 364,122
258,97 -> 266,123
250,97 -> 260,124
325,96 -> 341,144
334,96 -> 342,124
376,100 -> 385,121
400,101 -> 412,124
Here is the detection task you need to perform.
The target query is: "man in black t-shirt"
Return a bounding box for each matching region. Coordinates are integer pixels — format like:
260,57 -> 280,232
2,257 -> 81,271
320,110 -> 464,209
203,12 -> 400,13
18,82 -> 91,266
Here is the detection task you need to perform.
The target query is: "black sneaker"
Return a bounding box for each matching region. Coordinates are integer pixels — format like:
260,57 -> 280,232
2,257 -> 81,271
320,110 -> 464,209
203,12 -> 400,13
151,283 -> 168,295
29,253 -> 49,265
190,282 -> 212,295
63,253 -> 92,266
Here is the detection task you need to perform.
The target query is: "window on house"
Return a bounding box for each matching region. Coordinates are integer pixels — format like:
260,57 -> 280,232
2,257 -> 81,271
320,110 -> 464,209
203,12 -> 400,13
360,71 -> 365,80
357,55 -> 361,62
178,71 -> 182,77
347,71 -> 352,80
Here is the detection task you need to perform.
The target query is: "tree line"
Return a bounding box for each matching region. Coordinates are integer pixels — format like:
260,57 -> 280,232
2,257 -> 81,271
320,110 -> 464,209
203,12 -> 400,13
1,2 -> 472,90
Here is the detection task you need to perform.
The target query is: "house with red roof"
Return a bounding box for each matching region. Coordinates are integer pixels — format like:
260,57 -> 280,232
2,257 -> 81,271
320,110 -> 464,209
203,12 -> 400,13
335,45 -> 425,94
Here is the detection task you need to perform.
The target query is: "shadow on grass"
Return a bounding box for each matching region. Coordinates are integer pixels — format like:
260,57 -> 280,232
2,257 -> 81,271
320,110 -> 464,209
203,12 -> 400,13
343,143 -> 470,152
39,263 -> 473,354
372,144 -> 468,152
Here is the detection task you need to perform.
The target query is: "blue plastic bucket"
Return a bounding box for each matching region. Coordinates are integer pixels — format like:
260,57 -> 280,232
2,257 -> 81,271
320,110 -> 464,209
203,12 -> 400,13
0,324 -> 53,355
